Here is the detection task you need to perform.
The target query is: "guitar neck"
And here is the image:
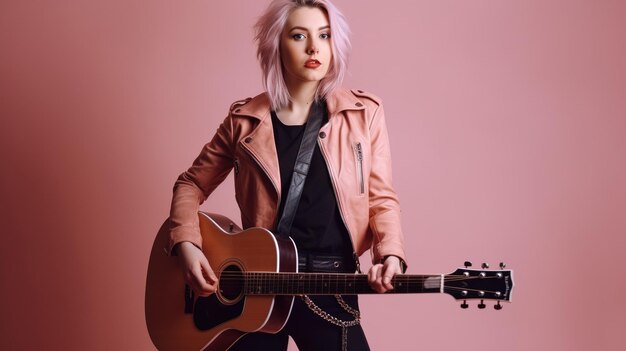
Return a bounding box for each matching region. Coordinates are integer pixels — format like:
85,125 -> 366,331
241,273 -> 443,295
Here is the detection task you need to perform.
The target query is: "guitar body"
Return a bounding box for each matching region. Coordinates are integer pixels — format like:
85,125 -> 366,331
145,212 -> 298,351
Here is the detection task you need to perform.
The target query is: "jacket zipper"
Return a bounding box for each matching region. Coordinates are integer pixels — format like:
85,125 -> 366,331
354,142 -> 365,195
318,136 -> 361,272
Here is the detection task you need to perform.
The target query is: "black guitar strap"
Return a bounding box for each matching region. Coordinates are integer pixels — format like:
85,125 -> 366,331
275,99 -> 326,239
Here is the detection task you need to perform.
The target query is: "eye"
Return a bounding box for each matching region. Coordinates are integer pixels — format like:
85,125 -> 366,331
320,33 -> 331,39
292,33 -> 306,41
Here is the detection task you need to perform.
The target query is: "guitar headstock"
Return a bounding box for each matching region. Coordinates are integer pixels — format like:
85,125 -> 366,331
444,261 -> 514,310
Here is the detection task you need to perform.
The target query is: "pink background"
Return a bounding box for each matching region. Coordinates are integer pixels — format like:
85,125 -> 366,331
1,0 -> 625,350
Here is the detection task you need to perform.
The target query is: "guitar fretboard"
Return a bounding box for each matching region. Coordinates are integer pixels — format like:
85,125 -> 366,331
240,273 -> 443,295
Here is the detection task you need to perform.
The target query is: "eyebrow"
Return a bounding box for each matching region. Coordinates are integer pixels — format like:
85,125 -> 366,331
288,25 -> 330,32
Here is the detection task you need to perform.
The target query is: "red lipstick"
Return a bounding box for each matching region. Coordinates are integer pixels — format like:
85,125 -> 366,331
304,59 -> 321,68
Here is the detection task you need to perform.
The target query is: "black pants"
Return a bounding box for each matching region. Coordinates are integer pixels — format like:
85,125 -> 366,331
229,294 -> 370,351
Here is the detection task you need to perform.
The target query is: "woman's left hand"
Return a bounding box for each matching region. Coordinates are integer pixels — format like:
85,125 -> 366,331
367,256 -> 403,293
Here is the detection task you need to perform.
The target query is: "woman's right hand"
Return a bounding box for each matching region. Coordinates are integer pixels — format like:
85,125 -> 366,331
176,241 -> 218,297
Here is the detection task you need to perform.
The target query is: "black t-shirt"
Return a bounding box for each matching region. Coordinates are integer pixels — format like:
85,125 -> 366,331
271,108 -> 353,258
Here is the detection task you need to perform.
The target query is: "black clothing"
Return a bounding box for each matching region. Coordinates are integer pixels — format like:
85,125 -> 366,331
229,295 -> 369,351
271,108 -> 353,259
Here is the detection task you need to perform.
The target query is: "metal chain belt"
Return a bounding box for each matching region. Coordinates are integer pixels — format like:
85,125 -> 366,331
301,294 -> 361,351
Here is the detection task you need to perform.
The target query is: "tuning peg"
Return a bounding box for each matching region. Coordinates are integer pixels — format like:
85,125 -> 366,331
478,300 -> 486,309
464,261 -> 472,268
494,302 -> 503,310
499,262 -> 506,269
461,300 -> 468,309
481,262 -> 489,269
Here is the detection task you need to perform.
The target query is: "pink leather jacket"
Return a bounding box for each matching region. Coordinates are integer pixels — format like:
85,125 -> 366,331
169,88 -> 406,265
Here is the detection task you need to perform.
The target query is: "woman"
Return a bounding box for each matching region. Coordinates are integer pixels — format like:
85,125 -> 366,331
169,0 -> 407,350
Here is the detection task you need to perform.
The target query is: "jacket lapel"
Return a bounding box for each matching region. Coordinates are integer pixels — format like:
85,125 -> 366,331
232,93 -> 282,196
230,89 -> 367,198
326,89 -> 366,118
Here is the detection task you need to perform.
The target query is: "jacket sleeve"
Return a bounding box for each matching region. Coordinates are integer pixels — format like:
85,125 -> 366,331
366,101 -> 408,267
168,113 -> 235,254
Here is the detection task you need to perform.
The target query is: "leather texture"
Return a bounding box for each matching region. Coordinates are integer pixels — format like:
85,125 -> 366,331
169,88 -> 406,265
298,252 -> 356,273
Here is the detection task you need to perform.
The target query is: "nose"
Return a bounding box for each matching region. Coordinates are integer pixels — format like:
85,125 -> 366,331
307,40 -> 319,55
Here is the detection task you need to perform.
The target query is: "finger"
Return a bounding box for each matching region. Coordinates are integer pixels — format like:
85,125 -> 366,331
200,259 -> 218,283
374,264 -> 387,293
190,276 -> 211,296
192,266 -> 216,296
382,262 -> 398,291
368,265 -> 383,293
183,271 -> 197,291
183,271 -> 203,297
368,264 -> 380,284
382,269 -> 395,291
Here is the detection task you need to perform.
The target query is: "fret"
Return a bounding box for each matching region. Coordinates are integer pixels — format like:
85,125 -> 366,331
305,276 -> 312,291
243,271 -> 248,294
395,275 -> 408,293
298,273 -> 303,294
259,273 -> 264,294
246,272 -> 249,294
280,271 -> 285,294
261,272 -> 265,293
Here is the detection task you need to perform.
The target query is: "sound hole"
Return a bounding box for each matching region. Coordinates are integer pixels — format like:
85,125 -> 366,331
219,264 -> 244,302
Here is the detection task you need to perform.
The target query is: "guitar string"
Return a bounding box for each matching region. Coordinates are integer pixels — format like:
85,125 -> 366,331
215,279 -> 501,286
215,273 -> 505,284
215,272 -> 503,281
238,285 -> 505,296
212,272 -> 506,296
216,272 -> 504,277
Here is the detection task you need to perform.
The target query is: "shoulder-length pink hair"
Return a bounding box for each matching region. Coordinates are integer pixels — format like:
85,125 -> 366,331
254,0 -> 351,110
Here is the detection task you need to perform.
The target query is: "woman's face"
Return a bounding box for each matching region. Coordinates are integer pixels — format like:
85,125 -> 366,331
280,6 -> 333,86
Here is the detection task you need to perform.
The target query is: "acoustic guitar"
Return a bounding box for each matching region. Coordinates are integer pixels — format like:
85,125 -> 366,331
145,212 -> 514,351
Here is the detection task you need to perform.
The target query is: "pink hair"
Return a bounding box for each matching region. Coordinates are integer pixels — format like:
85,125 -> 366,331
254,0 -> 351,110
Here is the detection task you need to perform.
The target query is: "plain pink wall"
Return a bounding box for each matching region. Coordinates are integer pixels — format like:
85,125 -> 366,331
1,0 -> 625,350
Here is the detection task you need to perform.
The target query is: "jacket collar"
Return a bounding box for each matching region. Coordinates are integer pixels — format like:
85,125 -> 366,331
232,88 -> 365,120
